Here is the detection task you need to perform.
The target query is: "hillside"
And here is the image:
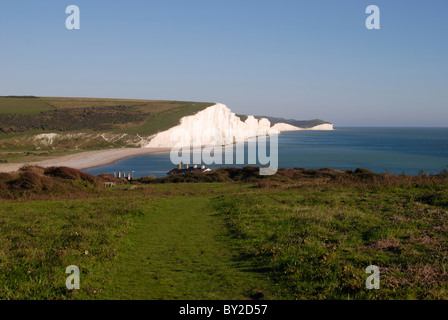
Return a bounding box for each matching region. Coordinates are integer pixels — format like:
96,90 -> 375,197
0,96 -> 214,163
0,96 -> 213,135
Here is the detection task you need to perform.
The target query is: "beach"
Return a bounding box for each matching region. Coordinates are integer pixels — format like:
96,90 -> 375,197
0,147 -> 170,173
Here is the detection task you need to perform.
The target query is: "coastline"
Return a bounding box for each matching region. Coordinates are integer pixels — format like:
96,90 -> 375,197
0,147 -> 171,173
0,102 -> 334,174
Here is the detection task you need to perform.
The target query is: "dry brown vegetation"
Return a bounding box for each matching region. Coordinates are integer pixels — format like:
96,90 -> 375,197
140,166 -> 448,189
0,166 -> 131,201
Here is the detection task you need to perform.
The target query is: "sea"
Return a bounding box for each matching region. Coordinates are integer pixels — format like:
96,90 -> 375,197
83,127 -> 448,178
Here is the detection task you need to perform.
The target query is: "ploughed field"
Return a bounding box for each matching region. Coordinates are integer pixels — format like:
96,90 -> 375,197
0,166 -> 447,299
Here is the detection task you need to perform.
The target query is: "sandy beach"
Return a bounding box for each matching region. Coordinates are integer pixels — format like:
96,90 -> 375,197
0,148 -> 170,173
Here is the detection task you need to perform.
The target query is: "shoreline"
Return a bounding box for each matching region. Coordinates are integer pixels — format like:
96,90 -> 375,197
0,147 -> 171,173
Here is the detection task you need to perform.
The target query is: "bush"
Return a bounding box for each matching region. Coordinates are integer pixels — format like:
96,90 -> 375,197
0,172 -> 13,183
44,166 -> 84,179
9,171 -> 46,191
44,166 -> 100,185
2,166 -> 102,200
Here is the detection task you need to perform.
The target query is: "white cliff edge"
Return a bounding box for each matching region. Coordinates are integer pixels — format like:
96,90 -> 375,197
143,103 -> 271,148
143,103 -> 333,148
270,123 -> 303,133
305,123 -> 334,130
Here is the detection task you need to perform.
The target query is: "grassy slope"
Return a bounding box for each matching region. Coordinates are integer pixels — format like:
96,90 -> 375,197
0,97 -> 55,114
0,97 -> 214,163
123,101 -> 213,136
1,171 -> 448,300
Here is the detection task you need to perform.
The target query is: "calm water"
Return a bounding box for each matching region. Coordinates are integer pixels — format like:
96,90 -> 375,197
84,128 -> 448,178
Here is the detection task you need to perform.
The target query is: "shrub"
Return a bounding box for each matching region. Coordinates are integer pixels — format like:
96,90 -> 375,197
9,171 -> 45,190
44,166 -> 100,185
0,172 -> 13,183
2,166 -> 103,200
44,166 -> 84,179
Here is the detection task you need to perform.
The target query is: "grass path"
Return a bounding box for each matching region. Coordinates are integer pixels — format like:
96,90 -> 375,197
100,195 -> 279,299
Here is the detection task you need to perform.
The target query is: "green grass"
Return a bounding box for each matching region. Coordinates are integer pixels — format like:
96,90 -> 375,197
0,97 -> 55,114
0,196 -> 144,299
0,148 -> 86,164
0,182 -> 284,300
216,183 -> 448,299
100,195 -> 283,299
1,171 -> 448,300
0,97 -> 191,114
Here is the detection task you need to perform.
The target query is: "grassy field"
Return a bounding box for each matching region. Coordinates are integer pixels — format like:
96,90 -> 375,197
0,97 -> 55,114
0,96 -> 212,115
0,167 -> 447,299
218,185 -> 448,299
0,197 -> 142,299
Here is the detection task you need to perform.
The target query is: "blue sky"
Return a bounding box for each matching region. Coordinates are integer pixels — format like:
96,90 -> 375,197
0,0 -> 447,126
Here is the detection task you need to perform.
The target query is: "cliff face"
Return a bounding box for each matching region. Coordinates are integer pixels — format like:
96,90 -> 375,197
271,122 -> 334,132
271,123 -> 304,133
143,103 -> 273,148
143,103 -> 333,148
305,123 -> 334,130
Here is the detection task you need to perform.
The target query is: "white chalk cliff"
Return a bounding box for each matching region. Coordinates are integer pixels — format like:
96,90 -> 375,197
271,123 -> 303,133
305,123 -> 334,131
271,122 -> 334,132
143,103 -> 333,148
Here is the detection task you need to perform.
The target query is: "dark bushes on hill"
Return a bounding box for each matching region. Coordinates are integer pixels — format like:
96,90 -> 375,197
1,166 -> 104,200
0,105 -> 149,134
2,165 -> 447,200
138,166 -> 448,187
44,166 -> 98,184
10,170 -> 54,191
